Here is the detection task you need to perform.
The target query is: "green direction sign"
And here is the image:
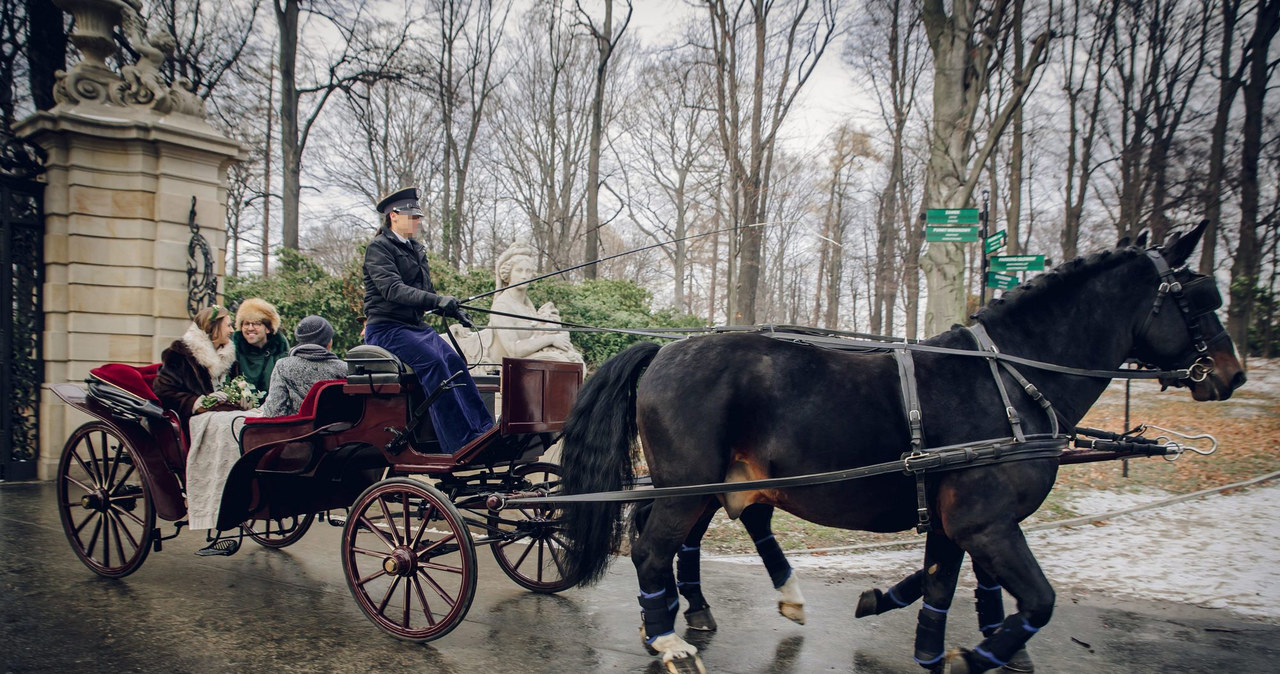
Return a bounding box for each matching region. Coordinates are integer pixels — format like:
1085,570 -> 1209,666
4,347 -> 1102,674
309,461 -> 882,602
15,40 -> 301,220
989,254 -> 1046,272
926,208 -> 981,225
925,225 -> 980,243
987,272 -> 1019,290
985,230 -> 1007,254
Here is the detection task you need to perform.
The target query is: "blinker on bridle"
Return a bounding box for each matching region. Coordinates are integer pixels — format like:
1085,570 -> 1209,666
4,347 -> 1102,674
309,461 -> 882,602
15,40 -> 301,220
1139,248 -> 1226,383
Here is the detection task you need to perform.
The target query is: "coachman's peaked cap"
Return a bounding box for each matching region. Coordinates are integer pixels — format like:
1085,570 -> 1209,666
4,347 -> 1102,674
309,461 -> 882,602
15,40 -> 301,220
376,187 -> 423,216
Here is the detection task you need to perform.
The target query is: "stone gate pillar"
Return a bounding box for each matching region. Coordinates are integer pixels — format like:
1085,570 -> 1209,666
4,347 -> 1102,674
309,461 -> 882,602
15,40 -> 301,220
13,0 -> 245,479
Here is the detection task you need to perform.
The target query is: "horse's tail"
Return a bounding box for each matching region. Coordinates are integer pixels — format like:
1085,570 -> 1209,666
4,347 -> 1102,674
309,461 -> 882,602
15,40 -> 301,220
560,341 -> 662,586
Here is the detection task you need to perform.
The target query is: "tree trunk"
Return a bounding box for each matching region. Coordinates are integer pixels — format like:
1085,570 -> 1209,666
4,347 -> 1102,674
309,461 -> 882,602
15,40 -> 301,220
1227,0 -> 1280,361
1200,0 -> 1243,275
26,0 -> 66,112
275,0 -> 300,251
583,0 -> 621,279
1007,0 -> 1024,257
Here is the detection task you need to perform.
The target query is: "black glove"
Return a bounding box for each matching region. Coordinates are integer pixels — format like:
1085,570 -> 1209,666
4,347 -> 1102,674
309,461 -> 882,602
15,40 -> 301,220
436,295 -> 461,317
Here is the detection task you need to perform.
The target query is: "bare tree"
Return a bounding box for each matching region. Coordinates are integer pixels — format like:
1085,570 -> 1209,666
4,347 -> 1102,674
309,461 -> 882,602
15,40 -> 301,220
1056,0 -> 1116,262
490,2 -> 594,271
148,0 -> 261,102
849,0 -> 931,336
1200,0 -> 1248,274
919,0 -> 1050,335
696,0 -> 838,325
275,0 -> 409,251
1227,0 -> 1280,362
432,0 -> 511,267
575,0 -> 632,278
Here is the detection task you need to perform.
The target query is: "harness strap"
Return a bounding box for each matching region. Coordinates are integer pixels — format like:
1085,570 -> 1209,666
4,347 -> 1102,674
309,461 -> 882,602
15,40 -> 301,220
966,325 -> 1025,443
894,349 -> 931,533
507,436 -> 1068,505
894,350 -> 925,453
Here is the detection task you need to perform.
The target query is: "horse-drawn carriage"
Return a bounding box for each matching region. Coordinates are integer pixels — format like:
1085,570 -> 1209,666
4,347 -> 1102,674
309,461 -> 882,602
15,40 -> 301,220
51,346 -> 583,642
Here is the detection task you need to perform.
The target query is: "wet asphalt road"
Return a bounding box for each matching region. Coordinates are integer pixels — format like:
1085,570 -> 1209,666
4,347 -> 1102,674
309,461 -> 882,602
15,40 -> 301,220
3,480 -> 1277,673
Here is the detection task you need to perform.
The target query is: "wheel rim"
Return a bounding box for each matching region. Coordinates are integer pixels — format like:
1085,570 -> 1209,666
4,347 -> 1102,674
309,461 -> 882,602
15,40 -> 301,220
342,478 -> 477,642
242,513 -> 315,548
490,462 -> 573,592
56,422 -> 155,578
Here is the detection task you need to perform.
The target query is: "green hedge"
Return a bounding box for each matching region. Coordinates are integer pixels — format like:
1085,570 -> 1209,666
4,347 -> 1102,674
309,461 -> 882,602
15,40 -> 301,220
225,249 -> 703,366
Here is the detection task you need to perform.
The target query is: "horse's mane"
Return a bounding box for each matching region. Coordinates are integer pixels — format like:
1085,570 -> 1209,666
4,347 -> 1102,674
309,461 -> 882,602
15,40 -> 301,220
972,247 -> 1144,323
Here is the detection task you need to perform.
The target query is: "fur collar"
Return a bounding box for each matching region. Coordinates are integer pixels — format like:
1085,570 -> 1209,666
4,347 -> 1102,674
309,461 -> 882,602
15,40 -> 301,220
181,322 -> 237,380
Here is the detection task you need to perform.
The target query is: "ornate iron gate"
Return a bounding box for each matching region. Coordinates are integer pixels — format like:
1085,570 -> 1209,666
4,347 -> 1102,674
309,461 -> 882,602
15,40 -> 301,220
0,137 -> 45,481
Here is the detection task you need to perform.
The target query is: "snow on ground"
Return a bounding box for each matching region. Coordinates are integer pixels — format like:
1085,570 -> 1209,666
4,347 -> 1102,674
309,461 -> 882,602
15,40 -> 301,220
711,482 -> 1280,623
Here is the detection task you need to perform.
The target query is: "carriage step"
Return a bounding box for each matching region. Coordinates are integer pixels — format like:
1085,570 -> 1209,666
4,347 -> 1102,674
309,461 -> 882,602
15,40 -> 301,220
195,539 -> 240,557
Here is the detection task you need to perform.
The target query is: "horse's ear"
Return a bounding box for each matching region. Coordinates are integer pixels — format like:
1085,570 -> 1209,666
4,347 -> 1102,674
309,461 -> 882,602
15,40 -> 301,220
1117,235 -> 1131,249
1162,220 -> 1209,267
1135,230 -> 1150,248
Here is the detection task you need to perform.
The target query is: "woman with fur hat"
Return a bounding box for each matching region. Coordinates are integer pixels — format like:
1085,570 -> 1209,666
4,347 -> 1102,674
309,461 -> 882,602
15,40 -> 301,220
153,305 -> 239,430
232,298 -> 289,393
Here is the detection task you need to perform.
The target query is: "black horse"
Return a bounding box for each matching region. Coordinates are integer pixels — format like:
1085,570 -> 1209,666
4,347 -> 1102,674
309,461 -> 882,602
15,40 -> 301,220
559,224 -> 1245,673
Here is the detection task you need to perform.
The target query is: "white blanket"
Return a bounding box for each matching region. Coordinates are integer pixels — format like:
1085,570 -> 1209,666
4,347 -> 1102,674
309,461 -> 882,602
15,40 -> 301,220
185,408 -> 262,530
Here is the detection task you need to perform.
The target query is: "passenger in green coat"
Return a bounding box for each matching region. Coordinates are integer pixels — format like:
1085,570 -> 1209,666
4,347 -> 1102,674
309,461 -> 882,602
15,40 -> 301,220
232,298 -> 289,394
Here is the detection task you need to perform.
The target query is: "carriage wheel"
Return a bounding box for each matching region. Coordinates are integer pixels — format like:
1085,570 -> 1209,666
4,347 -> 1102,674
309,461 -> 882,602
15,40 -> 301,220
242,513 -> 315,549
56,421 -> 156,578
341,478 -> 477,642
490,462 -> 574,593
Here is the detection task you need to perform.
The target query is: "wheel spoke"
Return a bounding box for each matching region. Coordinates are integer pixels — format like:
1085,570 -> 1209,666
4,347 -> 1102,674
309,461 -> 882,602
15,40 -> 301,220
402,577 -> 411,628
410,575 -> 437,626
82,437 -> 103,487
72,509 -> 96,537
63,473 -> 92,495
357,513 -> 397,551
547,541 -> 568,577
416,532 -> 457,559
376,496 -> 403,547
420,561 -> 464,574
107,509 -> 141,550
84,513 -> 104,558
415,567 -> 458,606
108,502 -> 146,528
101,512 -> 111,568
104,442 -> 126,489
509,536 -> 536,571
70,448 -> 96,486
114,463 -> 138,488
377,574 -> 402,616
108,511 -> 129,564
409,504 -> 433,549
402,492 -> 412,548
356,567 -> 390,588
350,545 -> 390,559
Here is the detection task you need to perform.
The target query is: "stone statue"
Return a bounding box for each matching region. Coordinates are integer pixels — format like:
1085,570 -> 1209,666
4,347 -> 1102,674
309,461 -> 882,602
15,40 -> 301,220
451,238 -> 584,371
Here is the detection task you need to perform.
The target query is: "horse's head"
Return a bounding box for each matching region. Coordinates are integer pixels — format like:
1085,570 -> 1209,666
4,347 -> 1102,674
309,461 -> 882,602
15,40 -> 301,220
1129,221 -> 1246,401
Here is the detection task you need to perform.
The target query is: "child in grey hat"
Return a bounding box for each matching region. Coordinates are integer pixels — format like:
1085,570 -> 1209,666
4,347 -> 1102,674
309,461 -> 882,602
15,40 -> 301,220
259,316 -> 348,417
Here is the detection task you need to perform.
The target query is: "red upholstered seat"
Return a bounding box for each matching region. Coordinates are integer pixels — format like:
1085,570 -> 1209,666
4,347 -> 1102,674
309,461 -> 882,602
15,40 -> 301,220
89,363 -> 161,401
243,379 -> 345,425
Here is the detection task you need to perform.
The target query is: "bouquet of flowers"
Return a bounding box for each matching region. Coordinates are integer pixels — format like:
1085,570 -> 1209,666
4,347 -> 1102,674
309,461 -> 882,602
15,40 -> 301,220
201,376 -> 263,411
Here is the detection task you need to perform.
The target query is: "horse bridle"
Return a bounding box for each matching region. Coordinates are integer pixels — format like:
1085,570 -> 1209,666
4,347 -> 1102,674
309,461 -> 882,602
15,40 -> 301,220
1138,248 -> 1228,383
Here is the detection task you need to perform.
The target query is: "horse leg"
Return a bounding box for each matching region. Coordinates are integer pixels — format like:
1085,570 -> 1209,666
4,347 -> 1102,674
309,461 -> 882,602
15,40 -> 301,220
677,503 -> 719,631
913,531 -> 965,671
740,504 -> 806,624
972,562 -> 1034,673
944,526 -> 1053,674
634,496 -> 712,674
856,567 -> 926,618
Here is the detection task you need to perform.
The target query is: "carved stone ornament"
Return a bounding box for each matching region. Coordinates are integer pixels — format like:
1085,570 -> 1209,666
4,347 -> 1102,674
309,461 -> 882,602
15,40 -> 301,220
51,0 -> 206,117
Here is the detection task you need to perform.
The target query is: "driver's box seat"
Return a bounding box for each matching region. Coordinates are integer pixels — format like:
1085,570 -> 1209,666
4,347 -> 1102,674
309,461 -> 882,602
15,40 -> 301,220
344,345 -> 415,390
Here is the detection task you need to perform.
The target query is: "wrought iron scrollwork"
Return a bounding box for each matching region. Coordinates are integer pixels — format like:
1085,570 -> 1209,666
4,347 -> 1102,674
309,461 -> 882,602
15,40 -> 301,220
186,196 -> 218,317
1,161 -> 44,479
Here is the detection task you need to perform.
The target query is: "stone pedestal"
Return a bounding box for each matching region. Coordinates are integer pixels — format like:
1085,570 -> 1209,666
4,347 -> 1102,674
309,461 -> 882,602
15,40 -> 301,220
15,103 -> 244,479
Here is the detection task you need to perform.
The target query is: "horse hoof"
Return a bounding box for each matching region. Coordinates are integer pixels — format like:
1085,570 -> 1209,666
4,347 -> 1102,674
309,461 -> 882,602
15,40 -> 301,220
640,627 -> 659,655
855,589 -> 882,618
931,649 -> 973,674
663,654 -> 706,674
1001,648 -> 1034,673
685,607 -> 718,631
778,601 -> 806,625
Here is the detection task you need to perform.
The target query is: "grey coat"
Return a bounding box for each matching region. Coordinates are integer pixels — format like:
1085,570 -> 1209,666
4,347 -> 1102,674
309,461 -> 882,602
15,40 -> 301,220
260,345 -> 349,417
